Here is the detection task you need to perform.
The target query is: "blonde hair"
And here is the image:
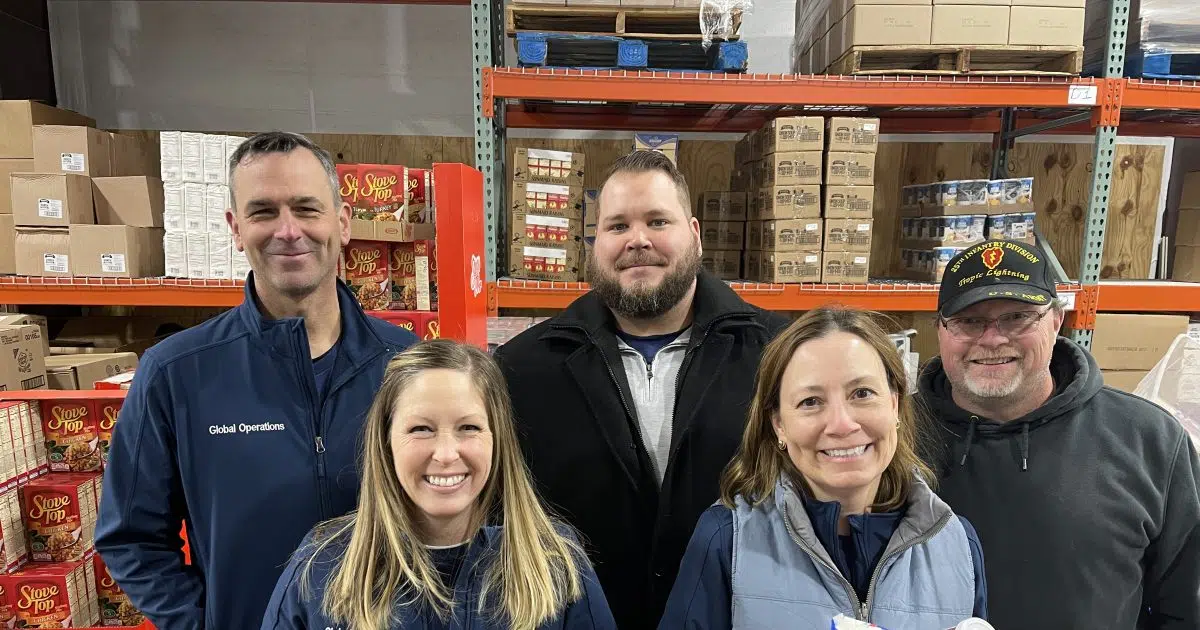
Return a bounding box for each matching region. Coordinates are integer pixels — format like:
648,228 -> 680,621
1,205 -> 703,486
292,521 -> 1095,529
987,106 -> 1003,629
302,339 -> 583,629
721,307 -> 934,512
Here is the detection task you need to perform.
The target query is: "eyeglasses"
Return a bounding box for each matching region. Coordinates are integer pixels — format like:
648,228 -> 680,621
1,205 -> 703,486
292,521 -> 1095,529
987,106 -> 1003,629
940,308 -> 1052,341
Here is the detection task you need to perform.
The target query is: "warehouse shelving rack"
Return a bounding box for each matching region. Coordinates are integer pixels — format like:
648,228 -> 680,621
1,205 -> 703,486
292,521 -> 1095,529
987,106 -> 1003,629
471,0 -> 1200,348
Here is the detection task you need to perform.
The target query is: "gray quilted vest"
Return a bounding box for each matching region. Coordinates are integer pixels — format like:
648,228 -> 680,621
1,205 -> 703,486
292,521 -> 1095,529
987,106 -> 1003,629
731,476 -> 975,630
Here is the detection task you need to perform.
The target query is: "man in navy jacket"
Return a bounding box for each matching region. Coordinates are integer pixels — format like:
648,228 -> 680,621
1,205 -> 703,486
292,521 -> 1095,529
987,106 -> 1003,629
96,131 -> 417,630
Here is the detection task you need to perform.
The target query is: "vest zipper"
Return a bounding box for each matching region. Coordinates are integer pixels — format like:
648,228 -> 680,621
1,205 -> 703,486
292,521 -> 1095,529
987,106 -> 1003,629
780,501 -> 865,619
861,510 -> 954,622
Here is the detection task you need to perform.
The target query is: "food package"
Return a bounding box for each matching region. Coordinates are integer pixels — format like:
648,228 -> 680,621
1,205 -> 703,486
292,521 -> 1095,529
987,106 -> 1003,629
38,400 -> 101,473
21,473 -> 100,563
343,241 -> 392,311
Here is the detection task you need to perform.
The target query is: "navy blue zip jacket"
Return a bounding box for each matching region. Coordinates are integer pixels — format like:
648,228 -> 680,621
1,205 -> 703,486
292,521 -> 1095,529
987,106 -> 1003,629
262,524 -> 618,630
659,496 -> 987,627
96,275 -> 418,630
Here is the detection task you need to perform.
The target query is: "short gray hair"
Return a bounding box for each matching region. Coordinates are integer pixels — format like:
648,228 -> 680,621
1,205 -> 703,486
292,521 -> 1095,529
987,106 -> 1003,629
227,131 -> 340,209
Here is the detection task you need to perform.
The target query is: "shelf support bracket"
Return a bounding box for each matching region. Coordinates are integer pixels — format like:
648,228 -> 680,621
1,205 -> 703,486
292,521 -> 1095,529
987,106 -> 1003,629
990,108 -> 1017,180
473,0 -> 505,281
1072,0 -> 1130,349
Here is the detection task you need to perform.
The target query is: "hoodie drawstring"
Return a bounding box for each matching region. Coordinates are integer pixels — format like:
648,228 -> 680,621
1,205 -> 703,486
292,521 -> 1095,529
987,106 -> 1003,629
959,416 -> 978,466
1020,423 -> 1031,472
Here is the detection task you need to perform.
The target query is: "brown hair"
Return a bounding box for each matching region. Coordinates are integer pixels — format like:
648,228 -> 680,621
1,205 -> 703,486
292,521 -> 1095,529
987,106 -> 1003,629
599,149 -> 692,216
720,307 -> 935,512
303,339 -> 583,630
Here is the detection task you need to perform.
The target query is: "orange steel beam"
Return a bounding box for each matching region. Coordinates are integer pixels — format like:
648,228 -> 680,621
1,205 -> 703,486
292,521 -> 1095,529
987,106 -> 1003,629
1121,79 -> 1200,111
0,282 -> 243,307
1096,282 -> 1200,312
484,69 -> 1101,111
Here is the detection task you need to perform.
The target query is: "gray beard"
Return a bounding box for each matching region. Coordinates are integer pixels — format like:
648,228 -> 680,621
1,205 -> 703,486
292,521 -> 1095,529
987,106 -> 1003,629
588,246 -> 701,320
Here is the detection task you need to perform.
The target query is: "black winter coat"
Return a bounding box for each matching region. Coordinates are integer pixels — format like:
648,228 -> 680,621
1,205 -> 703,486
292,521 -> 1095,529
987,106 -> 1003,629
494,271 -> 790,630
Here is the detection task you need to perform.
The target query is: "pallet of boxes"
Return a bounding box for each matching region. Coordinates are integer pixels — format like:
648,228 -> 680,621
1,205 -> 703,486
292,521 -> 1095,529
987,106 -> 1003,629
0,100 -> 165,281
336,163 -> 438,318
737,115 -> 878,284
793,0 -> 1085,76
159,131 -> 251,280
508,148 -> 586,282
897,177 -> 1036,281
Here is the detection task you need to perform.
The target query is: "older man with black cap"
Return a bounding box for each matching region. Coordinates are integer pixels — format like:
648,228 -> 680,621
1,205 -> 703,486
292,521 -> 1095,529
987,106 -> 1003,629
919,239 -> 1200,629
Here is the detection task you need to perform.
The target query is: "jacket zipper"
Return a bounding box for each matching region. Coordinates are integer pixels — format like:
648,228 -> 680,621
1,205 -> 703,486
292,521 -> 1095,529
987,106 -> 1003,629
295,330 -> 331,518
861,510 -> 953,623
780,501 -> 865,619
582,330 -> 647,459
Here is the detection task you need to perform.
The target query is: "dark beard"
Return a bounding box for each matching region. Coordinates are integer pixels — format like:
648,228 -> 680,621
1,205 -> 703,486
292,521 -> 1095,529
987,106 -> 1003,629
589,245 -> 701,320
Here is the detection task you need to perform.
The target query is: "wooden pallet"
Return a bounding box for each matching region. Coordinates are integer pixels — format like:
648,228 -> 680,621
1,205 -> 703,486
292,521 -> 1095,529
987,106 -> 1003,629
515,32 -> 747,72
827,45 -> 1083,76
506,4 -> 741,40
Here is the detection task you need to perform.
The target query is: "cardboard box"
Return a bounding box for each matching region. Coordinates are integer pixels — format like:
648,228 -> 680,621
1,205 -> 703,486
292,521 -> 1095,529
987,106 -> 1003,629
0,315 -> 48,356
935,0 -> 1010,4
761,251 -> 823,282
701,250 -> 742,280
225,136 -> 245,175
742,250 -> 761,281
69,225 -> 165,278
511,180 -> 585,219
698,192 -> 748,221
932,5 -> 1010,44
761,117 -> 825,154
0,102 -> 94,159
831,0 -> 934,21
509,244 -> 581,281
10,173 -> 93,227
822,251 -> 871,283
1176,207 -> 1200,247
203,134 -> 227,185
0,325 -> 46,391
15,227 -> 69,276
759,219 -> 824,252
1101,369 -> 1150,394
513,148 -> 585,187
232,247 -> 251,280
583,189 -> 598,237
762,151 -> 823,187
159,131 -> 182,183
181,132 -> 204,183
347,220 -> 435,244
1172,245 -> 1200,281
633,133 -> 679,164
163,182 -> 183,232
45,353 -> 138,390
1008,6 -> 1084,46
700,221 -> 746,250
108,132 -> 159,177
1091,314 -> 1188,370
825,152 -> 876,186
0,160 -> 32,214
756,185 -> 822,220
163,231 -> 187,278
32,125 -> 110,177
511,212 -> 584,248
842,6 -> 932,53
183,183 -> 206,233
826,117 -> 881,153
825,218 -> 874,252
824,185 -> 875,218
91,176 -> 164,227
0,215 -> 12,275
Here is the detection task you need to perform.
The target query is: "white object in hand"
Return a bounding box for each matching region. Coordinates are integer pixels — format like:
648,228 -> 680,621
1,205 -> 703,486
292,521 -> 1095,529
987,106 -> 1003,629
953,619 -> 995,630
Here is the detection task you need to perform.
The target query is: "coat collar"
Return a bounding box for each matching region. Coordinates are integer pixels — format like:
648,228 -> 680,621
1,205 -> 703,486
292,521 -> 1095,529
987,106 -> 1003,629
545,269 -> 757,340
236,272 -> 389,365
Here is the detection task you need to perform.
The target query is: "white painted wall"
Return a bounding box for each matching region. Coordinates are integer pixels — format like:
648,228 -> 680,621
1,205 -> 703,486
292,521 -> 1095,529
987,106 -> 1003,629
47,0 -> 797,136
48,0 -> 476,135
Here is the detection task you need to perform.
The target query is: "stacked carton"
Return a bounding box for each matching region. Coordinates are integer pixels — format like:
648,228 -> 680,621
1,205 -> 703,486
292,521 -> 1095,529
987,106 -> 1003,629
1171,171 -> 1200,281
898,177 -> 1036,281
508,148 -> 586,281
733,115 -> 879,283
698,192 -> 748,280
0,101 -> 162,279
793,0 -> 1084,73
160,132 -> 248,280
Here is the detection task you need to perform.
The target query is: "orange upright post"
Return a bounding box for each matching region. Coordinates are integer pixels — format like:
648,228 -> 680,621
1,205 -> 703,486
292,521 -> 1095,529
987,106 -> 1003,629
432,163 -> 488,348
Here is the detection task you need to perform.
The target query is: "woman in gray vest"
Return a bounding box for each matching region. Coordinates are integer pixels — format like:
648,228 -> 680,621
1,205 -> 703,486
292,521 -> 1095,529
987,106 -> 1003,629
659,307 -> 987,629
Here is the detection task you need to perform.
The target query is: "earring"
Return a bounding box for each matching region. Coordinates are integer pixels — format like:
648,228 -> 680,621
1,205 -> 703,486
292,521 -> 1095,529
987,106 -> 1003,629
777,440 -> 787,452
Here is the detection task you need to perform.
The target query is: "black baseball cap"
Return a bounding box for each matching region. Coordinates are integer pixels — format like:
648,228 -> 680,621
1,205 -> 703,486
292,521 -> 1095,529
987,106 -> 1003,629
937,240 -> 1057,316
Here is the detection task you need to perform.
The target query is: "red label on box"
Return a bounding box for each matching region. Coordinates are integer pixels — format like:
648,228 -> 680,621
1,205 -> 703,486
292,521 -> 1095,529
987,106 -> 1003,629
39,401 -> 100,473
390,242 -> 417,311
337,164 -> 360,206
96,401 -> 121,470
357,164 -> 406,218
22,478 -> 89,563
